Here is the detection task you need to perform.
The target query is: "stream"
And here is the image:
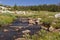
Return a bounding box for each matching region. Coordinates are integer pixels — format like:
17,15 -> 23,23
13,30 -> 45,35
0,18 -> 41,40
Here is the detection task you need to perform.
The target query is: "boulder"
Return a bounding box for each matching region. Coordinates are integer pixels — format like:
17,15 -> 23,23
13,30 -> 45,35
22,30 -> 30,34
55,13 -> 60,18
49,26 -> 54,31
28,19 -> 35,24
15,28 -> 19,31
3,29 -> 9,32
35,18 -> 42,24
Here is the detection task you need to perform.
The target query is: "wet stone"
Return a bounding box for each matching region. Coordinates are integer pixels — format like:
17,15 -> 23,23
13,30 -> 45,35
3,29 -> 9,32
0,35 -> 4,38
22,30 -> 30,34
0,18 -> 41,40
13,35 -> 16,39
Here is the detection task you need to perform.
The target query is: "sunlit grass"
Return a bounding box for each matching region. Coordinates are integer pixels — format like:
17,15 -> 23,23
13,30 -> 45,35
0,13 -> 16,26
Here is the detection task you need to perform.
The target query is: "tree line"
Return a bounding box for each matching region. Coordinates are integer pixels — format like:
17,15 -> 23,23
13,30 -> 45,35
0,4 -> 60,12
11,4 -> 60,12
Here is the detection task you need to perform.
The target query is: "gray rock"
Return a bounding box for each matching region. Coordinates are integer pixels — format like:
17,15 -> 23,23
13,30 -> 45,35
55,13 -> 60,18
3,29 -> 9,32
49,26 -> 54,31
22,30 -> 30,34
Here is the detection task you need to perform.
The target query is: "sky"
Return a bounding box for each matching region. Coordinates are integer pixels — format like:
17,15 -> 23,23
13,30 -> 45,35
0,0 -> 60,6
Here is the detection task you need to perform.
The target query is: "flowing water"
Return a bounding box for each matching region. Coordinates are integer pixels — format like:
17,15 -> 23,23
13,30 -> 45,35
0,18 -> 41,40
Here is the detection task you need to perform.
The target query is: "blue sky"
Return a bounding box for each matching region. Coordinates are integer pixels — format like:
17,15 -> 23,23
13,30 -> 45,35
0,0 -> 59,6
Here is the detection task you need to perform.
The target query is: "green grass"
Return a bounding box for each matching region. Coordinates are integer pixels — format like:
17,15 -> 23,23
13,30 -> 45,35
16,11 -> 58,18
31,29 -> 60,40
24,29 -> 60,40
16,11 -> 60,28
0,13 -> 16,27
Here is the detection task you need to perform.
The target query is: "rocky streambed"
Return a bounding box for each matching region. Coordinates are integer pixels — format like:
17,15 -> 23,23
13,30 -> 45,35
0,18 -> 41,40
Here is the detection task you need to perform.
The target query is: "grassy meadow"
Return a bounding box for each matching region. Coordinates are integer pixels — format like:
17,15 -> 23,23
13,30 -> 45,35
16,11 -> 60,28
0,11 -> 60,40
